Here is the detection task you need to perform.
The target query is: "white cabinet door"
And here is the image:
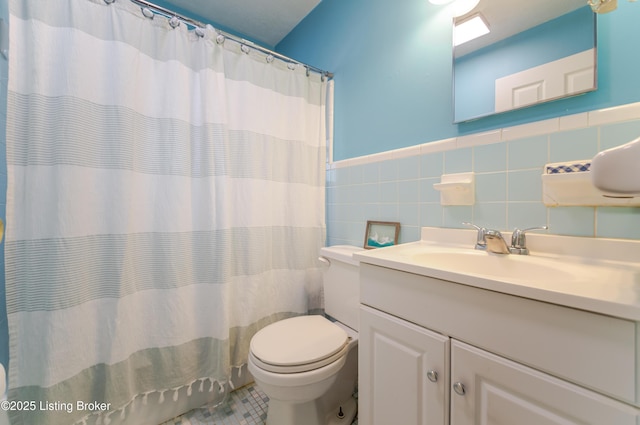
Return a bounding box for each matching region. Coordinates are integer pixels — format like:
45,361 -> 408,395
359,305 -> 449,425
450,340 -> 640,425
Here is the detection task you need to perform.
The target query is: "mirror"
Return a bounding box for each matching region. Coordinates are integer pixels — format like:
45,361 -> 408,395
453,0 -> 597,123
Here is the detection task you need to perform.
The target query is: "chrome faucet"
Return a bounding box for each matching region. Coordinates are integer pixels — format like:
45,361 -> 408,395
462,222 -> 487,250
463,223 -> 548,255
484,229 -> 512,254
509,226 -> 548,255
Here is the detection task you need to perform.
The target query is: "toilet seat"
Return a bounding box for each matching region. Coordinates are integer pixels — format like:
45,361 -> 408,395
250,315 -> 349,374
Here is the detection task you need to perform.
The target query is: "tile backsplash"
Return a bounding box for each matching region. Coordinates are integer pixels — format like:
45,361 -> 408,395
326,103 -> 640,247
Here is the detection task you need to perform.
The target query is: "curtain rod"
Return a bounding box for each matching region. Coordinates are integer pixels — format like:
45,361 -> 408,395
127,0 -> 334,79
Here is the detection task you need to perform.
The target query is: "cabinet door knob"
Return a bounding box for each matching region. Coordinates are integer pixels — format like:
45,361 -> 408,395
453,382 -> 466,396
426,370 -> 438,383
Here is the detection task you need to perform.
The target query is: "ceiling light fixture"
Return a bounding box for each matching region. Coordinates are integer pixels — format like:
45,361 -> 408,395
589,0 -> 639,13
588,0 -> 618,13
454,14 -> 490,46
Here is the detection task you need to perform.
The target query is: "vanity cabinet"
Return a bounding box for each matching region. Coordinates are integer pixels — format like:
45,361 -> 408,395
450,340 -> 637,425
359,305 -> 449,425
358,263 -> 640,425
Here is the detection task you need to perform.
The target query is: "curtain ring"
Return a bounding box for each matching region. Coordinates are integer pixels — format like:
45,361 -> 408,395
141,7 -> 154,19
266,54 -> 274,64
287,63 -> 296,71
216,34 -> 225,45
241,45 -> 250,54
104,0 -> 115,4
195,27 -> 206,38
169,16 -> 180,28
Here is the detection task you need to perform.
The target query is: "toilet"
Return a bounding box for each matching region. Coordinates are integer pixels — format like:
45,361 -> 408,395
247,245 -> 362,425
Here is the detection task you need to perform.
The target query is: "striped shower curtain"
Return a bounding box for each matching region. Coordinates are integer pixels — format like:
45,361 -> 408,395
5,0 -> 327,424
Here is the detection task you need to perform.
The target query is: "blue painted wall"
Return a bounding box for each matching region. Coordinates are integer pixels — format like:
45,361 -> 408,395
277,0 -> 640,160
454,6 -> 595,122
277,0 -> 455,160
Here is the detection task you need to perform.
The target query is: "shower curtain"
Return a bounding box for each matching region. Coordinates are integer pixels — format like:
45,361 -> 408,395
5,0 -> 327,424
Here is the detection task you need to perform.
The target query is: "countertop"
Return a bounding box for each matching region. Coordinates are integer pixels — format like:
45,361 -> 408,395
353,228 -> 640,321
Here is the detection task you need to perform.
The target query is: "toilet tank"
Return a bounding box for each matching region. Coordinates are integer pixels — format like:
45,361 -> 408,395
319,245 -> 363,332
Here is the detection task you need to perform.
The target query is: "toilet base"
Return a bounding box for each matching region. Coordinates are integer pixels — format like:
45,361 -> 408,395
266,394 -> 357,425
327,396 -> 357,425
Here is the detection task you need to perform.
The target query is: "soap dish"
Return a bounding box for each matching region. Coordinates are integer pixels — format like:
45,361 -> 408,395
433,172 -> 475,206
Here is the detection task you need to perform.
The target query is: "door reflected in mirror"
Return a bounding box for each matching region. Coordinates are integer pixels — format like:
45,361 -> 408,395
453,0 -> 597,123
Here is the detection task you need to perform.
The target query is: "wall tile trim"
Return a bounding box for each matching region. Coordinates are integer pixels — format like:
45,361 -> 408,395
329,101 -> 640,170
588,102 -> 640,127
457,130 -> 502,149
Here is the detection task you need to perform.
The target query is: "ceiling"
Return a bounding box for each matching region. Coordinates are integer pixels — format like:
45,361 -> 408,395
455,0 -> 588,57
159,0 -> 321,47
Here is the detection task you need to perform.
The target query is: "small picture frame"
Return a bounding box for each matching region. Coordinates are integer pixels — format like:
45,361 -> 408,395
364,221 -> 400,249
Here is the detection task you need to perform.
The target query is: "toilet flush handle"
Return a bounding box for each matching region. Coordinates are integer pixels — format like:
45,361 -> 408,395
318,256 -> 331,266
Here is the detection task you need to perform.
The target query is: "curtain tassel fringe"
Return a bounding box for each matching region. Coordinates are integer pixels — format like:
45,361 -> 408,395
71,374 -> 241,425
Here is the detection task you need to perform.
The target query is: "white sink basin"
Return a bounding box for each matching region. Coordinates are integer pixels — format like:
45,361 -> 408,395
353,227 -> 640,321
410,250 -> 575,284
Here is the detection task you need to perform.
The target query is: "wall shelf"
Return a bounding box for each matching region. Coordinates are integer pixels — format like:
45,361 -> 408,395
433,172 -> 475,206
542,161 -> 640,207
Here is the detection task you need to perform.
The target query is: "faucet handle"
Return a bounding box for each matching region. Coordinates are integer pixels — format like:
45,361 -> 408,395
462,222 -> 487,250
511,226 -> 548,253
462,222 -> 481,231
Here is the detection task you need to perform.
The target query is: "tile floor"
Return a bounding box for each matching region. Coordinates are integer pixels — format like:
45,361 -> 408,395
162,384 -> 358,425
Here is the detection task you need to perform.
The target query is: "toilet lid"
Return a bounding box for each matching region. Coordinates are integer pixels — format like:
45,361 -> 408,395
250,315 -> 348,367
